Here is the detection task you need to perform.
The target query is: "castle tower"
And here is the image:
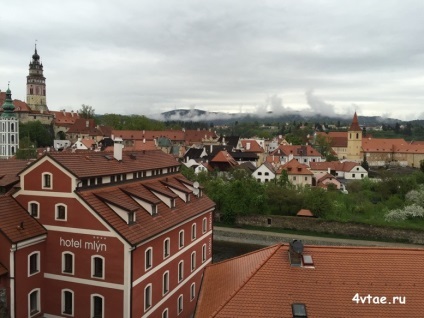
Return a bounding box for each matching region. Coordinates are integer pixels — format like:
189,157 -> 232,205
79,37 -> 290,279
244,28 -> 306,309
0,84 -> 19,159
26,44 -> 48,112
346,112 -> 362,161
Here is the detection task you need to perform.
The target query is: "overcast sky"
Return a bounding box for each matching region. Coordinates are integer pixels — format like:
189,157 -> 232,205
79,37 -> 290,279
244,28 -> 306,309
1,0 -> 424,120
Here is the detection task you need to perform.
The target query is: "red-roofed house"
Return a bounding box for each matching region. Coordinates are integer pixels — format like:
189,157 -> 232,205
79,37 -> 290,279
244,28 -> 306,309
2,149 -> 215,317
195,242 -> 424,317
276,159 -> 314,187
271,144 -> 324,166
209,150 -> 238,172
309,161 -> 368,180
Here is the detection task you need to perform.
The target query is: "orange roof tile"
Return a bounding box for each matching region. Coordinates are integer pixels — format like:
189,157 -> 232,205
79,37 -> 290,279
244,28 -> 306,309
211,150 -> 237,166
272,145 -> 322,157
27,150 -> 179,179
0,159 -> 33,187
0,196 -> 46,243
296,209 -> 314,217
0,92 -> 32,112
51,110 -> 80,126
78,174 -> 215,245
185,129 -> 218,144
277,159 -> 313,176
309,161 -> 359,172
362,138 -> 407,153
240,140 -> 264,153
197,243 -> 424,317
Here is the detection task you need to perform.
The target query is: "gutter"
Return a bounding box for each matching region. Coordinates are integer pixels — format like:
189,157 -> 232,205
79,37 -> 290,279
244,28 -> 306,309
9,244 -> 16,318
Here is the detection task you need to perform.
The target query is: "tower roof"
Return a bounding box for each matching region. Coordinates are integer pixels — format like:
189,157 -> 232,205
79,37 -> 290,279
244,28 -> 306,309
349,112 -> 361,131
32,44 -> 40,61
1,83 -> 15,118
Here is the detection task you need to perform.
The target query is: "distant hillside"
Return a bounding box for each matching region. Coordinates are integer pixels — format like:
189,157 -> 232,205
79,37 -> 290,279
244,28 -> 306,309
157,108 -> 402,126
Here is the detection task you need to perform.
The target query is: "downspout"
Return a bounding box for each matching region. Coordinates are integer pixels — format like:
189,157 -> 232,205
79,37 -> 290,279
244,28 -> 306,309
9,244 -> 16,318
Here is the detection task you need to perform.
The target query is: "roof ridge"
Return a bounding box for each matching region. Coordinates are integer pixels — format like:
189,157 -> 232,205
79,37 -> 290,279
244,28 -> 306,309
211,244 -> 282,317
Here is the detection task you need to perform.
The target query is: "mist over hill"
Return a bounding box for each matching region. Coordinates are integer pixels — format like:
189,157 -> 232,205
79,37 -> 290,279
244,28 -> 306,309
153,108 -> 404,126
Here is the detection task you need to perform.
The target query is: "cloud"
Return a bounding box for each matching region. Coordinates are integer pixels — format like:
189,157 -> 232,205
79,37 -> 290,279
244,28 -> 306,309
305,90 -> 336,117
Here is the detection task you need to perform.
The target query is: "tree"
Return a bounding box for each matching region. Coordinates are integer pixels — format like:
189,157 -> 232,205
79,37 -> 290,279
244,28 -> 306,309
15,136 -> 37,159
19,121 -> 53,147
79,104 -> 95,119
420,159 -> 424,174
361,154 -> 369,171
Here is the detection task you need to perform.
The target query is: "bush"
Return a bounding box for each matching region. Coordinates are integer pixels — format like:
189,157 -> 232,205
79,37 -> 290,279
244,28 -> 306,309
385,204 -> 424,221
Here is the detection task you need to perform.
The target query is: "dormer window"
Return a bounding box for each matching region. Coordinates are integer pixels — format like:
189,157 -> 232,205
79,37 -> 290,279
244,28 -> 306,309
292,303 -> 307,318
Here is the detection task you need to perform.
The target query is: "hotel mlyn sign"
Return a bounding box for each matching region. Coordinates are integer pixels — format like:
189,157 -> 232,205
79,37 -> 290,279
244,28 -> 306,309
0,149 -> 215,318
59,237 -> 108,252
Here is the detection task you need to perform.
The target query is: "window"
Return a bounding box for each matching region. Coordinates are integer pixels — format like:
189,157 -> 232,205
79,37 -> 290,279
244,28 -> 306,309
202,244 -> 206,263
179,230 -> 184,249
162,308 -> 169,318
163,238 -> 170,259
56,204 -> 67,221
145,247 -> 153,270
191,223 -> 196,240
292,303 -> 307,317
29,202 -> 39,218
178,261 -> 184,282
258,172 -> 262,175
265,172 -> 269,176
62,289 -> 73,316
191,252 -> 196,272
202,218 -> 207,233
352,174 -> 356,178
92,256 -> 104,279
62,252 -> 74,274
293,176 -> 297,181
91,295 -> 103,318
28,252 -> 40,276
29,289 -> 40,317
177,295 -> 183,315
42,173 -> 52,189
190,283 -> 195,301
163,271 -> 169,295
144,284 -> 152,311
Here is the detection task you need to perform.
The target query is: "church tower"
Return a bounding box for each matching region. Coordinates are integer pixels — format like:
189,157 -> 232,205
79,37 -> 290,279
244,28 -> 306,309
26,44 -> 48,112
0,84 -> 19,159
346,112 -> 362,161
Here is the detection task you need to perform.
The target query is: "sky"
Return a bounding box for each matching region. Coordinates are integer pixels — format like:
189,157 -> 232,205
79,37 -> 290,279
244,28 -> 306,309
1,0 -> 424,121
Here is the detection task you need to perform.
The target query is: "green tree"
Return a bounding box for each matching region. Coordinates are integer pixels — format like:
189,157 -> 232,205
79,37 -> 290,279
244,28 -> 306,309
79,104 -> 95,119
16,136 -> 37,159
19,121 -> 53,147
302,187 -> 332,217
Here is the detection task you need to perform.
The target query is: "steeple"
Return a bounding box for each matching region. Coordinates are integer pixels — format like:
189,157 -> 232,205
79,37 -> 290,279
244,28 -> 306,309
349,112 -> 361,131
27,43 -> 48,112
0,83 -> 19,159
1,83 -> 16,118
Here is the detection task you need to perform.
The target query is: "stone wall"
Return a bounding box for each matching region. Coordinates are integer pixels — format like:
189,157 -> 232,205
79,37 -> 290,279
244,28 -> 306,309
235,215 -> 424,244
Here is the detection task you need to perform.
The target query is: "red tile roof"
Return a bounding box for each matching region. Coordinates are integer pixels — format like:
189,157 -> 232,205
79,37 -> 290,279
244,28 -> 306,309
30,150 -> 179,179
277,159 -> 313,176
272,145 -> 322,157
362,138 -> 407,153
240,140 -> 264,153
196,243 -> 424,317
296,209 -> 314,217
0,196 -> 46,243
349,112 -> 361,131
51,110 -> 80,126
0,159 -> 34,187
184,129 -> 218,144
309,161 -> 359,172
78,174 -> 215,245
210,151 -> 238,166
112,130 -> 185,141
0,92 -> 32,112
316,132 -> 348,148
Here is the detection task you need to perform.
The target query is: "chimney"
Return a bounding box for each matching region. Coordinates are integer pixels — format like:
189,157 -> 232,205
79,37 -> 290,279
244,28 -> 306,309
246,142 -> 251,150
86,120 -> 89,128
62,109 -> 66,116
114,138 -> 124,161
71,110 -> 74,117
289,240 -> 303,266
